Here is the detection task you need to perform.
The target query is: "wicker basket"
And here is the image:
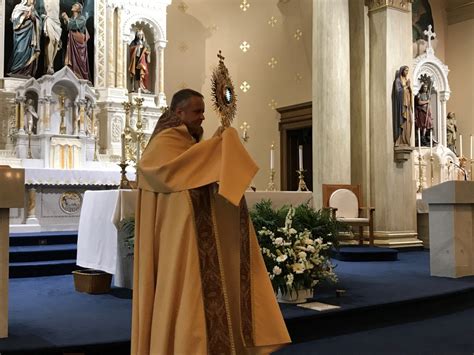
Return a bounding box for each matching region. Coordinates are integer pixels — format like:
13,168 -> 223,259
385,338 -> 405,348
73,269 -> 112,294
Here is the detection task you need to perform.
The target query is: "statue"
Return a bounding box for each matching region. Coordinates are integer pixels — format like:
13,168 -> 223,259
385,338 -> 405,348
42,0 -> 62,75
415,83 -> 433,146
129,30 -> 152,93
392,65 -> 413,147
446,112 -> 457,155
24,98 -> 39,134
62,3 -> 90,80
7,0 -> 41,77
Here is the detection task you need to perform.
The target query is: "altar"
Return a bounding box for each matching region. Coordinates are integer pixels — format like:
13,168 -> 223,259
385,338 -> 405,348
76,189 -> 313,288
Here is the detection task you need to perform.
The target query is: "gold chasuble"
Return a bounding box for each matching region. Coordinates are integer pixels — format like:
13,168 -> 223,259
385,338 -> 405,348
132,124 -> 291,355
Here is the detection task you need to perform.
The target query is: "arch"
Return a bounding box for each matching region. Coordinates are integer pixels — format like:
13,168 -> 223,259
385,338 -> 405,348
121,14 -> 165,44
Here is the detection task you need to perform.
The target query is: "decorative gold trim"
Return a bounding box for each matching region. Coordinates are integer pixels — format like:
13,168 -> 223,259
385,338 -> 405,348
367,0 -> 412,12
211,51 -> 237,127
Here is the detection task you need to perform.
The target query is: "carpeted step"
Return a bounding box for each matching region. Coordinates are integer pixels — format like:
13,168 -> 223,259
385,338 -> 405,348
10,231 -> 78,247
332,246 -> 398,261
9,259 -> 79,278
10,244 -> 77,263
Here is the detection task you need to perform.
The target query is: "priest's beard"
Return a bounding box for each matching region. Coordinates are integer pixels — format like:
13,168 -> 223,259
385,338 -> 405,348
186,124 -> 204,142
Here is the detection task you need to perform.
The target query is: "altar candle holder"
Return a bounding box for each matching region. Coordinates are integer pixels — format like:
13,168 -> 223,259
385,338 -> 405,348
266,169 -> 276,191
417,153 -> 424,193
59,95 -> 66,135
296,169 -> 308,191
430,156 -> 435,187
118,161 -> 131,189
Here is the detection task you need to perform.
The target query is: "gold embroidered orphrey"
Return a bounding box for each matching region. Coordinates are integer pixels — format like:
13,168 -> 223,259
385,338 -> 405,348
211,51 -> 237,128
59,191 -> 83,214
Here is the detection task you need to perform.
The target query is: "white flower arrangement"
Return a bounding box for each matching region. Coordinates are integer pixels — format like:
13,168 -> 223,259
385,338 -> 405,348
257,207 -> 337,296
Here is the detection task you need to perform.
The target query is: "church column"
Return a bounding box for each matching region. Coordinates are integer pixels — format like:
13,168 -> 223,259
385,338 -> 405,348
115,8 -> 124,88
312,0 -> 351,209
106,6 -> 116,88
368,0 -> 421,246
439,92 -> 449,147
43,96 -> 51,132
123,40 -> 129,89
157,43 -> 166,107
18,98 -> 25,133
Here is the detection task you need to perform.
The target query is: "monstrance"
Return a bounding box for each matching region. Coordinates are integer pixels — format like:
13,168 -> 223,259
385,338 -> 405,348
211,50 -> 237,127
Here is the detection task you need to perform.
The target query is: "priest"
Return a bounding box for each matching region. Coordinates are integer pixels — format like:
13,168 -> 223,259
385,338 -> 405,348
131,88 -> 290,354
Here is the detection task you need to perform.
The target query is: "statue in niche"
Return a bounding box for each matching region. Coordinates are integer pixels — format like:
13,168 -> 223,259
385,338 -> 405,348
129,29 -> 152,93
392,65 -> 413,147
446,112 -> 457,155
415,83 -> 433,146
62,3 -> 90,80
24,98 -> 39,134
7,0 -> 41,77
42,0 -> 62,75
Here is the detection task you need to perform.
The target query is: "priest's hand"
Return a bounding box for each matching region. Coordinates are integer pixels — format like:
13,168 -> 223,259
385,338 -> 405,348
212,126 -> 226,137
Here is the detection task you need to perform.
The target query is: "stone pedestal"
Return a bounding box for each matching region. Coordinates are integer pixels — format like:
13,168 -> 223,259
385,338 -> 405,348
0,166 -> 25,338
423,181 -> 474,278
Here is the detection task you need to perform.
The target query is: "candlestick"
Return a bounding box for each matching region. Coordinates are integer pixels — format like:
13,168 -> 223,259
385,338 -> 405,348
417,128 -> 421,155
460,134 -> 463,157
298,145 -> 303,171
296,169 -> 308,191
417,154 -> 424,193
470,134 -> 472,159
430,155 -> 434,186
270,143 -> 275,170
266,169 -> 276,191
121,133 -> 126,162
118,161 -> 131,189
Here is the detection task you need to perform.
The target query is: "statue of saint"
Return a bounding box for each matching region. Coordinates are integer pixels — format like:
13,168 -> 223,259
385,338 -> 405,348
392,65 -> 413,147
415,83 -> 433,146
8,0 -> 41,77
25,98 -> 39,134
129,30 -> 152,93
42,0 -> 62,75
62,3 -> 90,80
446,112 -> 457,155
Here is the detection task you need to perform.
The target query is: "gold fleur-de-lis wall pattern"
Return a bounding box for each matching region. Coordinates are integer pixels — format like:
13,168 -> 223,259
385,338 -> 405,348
240,0 -> 250,12
240,41 -> 250,53
240,81 -> 251,93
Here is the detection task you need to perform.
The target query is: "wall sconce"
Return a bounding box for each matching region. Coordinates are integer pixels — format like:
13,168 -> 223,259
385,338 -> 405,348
240,121 -> 250,142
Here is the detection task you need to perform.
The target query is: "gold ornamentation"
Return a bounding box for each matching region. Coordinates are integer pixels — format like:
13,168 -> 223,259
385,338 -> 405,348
268,57 -> 278,69
240,122 -> 250,142
296,170 -> 308,191
240,41 -> 250,53
240,81 -> 250,93
240,0 -> 250,12
268,99 -> 278,110
367,0 -> 413,12
268,16 -> 277,27
178,42 -> 189,52
178,1 -> 189,13
59,192 -> 82,214
294,29 -> 303,40
211,51 -> 237,128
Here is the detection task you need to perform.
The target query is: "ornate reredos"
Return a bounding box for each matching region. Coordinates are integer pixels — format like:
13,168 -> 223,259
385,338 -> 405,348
412,45 -> 450,98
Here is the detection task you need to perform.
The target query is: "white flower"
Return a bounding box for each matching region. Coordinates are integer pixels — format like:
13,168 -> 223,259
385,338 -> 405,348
304,238 -> 314,245
289,228 -> 297,235
286,273 -> 294,285
274,237 -> 284,246
307,245 -> 316,253
292,263 -> 306,274
276,254 -> 288,263
298,251 -> 307,259
273,266 -> 282,275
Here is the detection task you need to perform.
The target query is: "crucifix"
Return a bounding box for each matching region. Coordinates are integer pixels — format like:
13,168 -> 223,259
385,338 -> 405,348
424,25 -> 436,50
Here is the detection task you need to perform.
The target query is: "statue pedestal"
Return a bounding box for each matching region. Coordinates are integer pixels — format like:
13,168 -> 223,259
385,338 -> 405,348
0,166 -> 25,338
423,181 -> 474,278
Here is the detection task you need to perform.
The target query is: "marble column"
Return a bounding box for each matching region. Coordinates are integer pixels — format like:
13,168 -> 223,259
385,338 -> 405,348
43,96 -> 51,132
157,44 -> 166,106
18,98 -> 25,133
368,0 -> 421,247
312,0 -> 351,209
116,8 -> 124,88
106,6 -> 116,88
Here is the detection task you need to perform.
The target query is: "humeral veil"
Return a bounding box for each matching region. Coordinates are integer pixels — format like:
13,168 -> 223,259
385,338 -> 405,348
132,124 -> 291,354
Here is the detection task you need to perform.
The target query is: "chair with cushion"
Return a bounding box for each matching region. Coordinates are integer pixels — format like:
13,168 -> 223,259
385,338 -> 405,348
322,184 -> 375,246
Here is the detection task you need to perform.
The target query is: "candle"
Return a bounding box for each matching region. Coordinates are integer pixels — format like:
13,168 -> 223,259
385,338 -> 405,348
121,133 -> 126,162
138,88 -> 142,98
430,130 -> 433,156
460,134 -> 463,157
270,143 -> 274,170
298,145 -> 303,171
470,135 -> 473,159
417,129 -> 421,155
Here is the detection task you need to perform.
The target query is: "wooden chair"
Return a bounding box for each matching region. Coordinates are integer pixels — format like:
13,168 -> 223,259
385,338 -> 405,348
322,184 -> 375,246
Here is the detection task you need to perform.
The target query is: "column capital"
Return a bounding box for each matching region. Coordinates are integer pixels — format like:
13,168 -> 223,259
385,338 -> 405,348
366,0 -> 412,13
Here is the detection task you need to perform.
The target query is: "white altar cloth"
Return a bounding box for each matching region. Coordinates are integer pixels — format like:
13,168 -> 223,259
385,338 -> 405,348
25,168 -> 122,186
77,190 -> 313,289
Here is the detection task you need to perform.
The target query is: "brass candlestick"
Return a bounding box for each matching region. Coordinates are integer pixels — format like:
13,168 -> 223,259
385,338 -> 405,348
93,136 -> 99,161
417,154 -> 424,193
59,94 -> 66,134
266,169 -> 276,191
27,131 -> 33,159
297,169 -> 308,191
118,161 -> 131,189
470,159 -> 473,181
430,155 -> 434,186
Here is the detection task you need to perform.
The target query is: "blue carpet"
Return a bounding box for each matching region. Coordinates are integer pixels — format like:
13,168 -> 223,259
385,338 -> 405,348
332,246 -> 398,261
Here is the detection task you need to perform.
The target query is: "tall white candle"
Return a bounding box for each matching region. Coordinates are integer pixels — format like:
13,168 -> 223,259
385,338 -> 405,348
270,143 -> 274,170
470,135 -> 473,159
430,130 -> 433,156
460,134 -> 463,157
298,145 -> 303,171
121,133 -> 126,161
417,129 -> 422,155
